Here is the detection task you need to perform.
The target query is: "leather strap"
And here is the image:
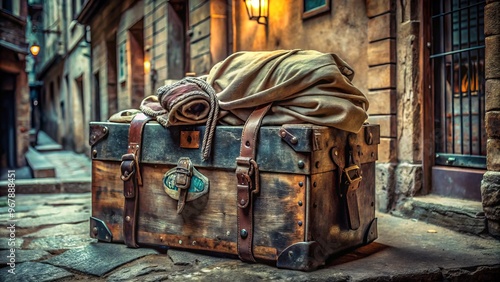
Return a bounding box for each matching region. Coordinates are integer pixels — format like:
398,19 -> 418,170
342,134 -> 362,230
332,132 -> 362,230
175,157 -> 193,214
236,103 -> 272,262
121,113 -> 151,248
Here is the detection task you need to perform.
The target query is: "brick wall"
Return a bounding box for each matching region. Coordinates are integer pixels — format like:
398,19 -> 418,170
0,0 -> 30,168
365,0 -> 399,211
366,0 -> 397,164
481,0 -> 500,237
15,66 -> 30,167
0,10 -> 28,49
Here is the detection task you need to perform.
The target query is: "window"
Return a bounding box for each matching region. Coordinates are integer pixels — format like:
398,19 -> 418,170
76,76 -> 84,119
71,0 -> 77,18
1,0 -> 13,13
93,73 -> 101,121
118,42 -> 127,83
430,0 -> 485,168
302,0 -> 330,19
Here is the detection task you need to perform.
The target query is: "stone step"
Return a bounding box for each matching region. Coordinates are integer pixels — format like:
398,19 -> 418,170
35,131 -> 63,152
35,143 -> 63,152
393,195 -> 487,236
25,147 -> 56,178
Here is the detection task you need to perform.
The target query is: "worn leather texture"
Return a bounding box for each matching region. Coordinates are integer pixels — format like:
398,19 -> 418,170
121,113 -> 151,248
236,103 -> 272,262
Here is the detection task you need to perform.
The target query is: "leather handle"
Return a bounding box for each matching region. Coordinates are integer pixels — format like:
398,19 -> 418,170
236,103 -> 272,262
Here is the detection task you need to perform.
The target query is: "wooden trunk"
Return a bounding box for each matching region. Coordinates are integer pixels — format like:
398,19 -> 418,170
89,121 -> 379,271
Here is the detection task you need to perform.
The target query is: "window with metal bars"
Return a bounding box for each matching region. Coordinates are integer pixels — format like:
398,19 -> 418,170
430,0 -> 486,168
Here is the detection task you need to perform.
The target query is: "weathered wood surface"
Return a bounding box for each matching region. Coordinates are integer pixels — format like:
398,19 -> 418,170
90,122 -> 379,174
308,162 -> 376,255
91,123 -> 379,265
92,161 -> 306,261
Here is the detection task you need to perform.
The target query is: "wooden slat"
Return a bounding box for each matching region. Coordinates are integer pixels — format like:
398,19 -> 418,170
190,18 -> 210,43
190,1 -> 210,26
190,36 -> 210,57
90,123 -> 379,174
92,161 -> 306,260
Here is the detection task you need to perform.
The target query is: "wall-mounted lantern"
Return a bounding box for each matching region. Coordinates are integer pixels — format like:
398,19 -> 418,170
29,26 -> 61,57
244,0 -> 268,25
30,43 -> 41,56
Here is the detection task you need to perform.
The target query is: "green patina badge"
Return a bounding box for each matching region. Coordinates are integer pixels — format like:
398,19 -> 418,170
163,167 -> 209,201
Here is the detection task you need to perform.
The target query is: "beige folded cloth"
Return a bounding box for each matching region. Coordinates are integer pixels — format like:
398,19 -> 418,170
140,77 -> 216,128
206,49 -> 369,133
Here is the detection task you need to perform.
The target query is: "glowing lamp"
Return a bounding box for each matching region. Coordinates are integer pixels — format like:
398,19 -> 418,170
30,44 -> 41,56
244,0 -> 268,25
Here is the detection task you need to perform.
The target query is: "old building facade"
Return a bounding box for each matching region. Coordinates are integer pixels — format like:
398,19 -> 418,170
29,0 -> 92,154
0,0 -> 30,170
75,0 -> 499,236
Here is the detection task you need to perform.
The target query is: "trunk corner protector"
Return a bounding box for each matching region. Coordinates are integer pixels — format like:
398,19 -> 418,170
276,241 -> 325,271
90,216 -> 113,242
89,124 -> 109,146
363,217 -> 378,244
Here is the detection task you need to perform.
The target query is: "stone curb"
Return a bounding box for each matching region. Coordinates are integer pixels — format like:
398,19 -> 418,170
0,178 -> 91,196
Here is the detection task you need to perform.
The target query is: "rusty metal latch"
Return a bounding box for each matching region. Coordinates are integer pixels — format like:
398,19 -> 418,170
236,156 -> 260,209
341,164 -> 362,230
180,131 -> 200,149
344,165 -> 362,186
163,157 -> 210,215
176,157 -> 193,214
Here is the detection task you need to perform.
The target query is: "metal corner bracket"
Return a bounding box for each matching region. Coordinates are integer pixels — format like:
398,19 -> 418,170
90,216 -> 113,242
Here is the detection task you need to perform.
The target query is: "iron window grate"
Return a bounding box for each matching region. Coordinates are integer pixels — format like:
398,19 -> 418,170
430,0 -> 486,169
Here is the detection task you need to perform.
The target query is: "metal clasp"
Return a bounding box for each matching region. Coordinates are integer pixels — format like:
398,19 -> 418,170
236,157 -> 260,209
175,157 -> 193,190
120,154 -> 136,182
236,157 -> 260,195
343,165 -> 362,186
175,157 -> 194,214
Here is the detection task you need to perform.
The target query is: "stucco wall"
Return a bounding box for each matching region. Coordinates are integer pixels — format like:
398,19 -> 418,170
63,47 -> 91,153
89,0 -> 141,120
233,1 -> 368,95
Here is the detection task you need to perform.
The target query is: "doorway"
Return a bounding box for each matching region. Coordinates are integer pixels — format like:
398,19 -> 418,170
0,72 -> 17,169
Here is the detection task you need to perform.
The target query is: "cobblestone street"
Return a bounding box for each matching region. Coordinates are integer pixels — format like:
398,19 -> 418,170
1,192 -> 499,281
0,139 -> 498,281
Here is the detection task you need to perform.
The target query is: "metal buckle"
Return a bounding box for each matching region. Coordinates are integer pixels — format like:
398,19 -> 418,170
120,154 -> 136,182
236,157 -> 260,195
175,158 -> 193,190
343,165 -> 362,187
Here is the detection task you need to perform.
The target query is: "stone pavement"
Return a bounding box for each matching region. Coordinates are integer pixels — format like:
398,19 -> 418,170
0,192 -> 499,281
